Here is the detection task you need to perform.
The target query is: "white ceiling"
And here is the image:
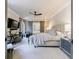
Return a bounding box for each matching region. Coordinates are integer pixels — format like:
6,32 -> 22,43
8,0 -> 71,20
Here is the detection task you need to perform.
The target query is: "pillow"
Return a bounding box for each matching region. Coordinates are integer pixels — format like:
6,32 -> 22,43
56,31 -> 61,35
67,32 -> 71,39
56,31 -> 64,37
47,30 -> 56,36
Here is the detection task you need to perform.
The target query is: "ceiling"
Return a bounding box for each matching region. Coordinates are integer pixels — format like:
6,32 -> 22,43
8,0 -> 71,20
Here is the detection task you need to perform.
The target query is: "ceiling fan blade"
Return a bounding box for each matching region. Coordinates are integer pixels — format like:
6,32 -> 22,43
29,12 -> 34,14
29,11 -> 42,16
37,13 -> 42,15
35,13 -> 42,15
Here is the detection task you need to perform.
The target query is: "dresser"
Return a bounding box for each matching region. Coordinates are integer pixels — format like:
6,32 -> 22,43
60,38 -> 73,58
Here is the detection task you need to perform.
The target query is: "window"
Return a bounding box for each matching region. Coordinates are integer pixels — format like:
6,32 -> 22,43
32,22 -> 40,34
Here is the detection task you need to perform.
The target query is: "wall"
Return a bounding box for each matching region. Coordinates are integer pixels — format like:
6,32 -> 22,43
25,21 -> 44,33
28,21 -> 32,33
44,21 -> 49,32
25,21 -> 32,33
50,4 -> 71,32
45,19 -> 55,32
17,4 -> 71,34
20,20 -> 25,34
25,21 -> 29,32
53,4 -> 71,25
25,21 -> 51,33
8,8 -> 20,21
7,8 -> 20,35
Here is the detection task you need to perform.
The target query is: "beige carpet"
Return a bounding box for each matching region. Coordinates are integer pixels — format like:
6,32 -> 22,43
13,38 -> 70,59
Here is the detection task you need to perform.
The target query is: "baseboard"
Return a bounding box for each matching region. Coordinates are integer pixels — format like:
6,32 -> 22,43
35,45 -> 59,48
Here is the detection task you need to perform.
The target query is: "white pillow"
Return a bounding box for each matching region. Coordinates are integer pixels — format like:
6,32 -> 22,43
56,31 -> 64,37
48,30 -> 56,36
65,32 -> 71,39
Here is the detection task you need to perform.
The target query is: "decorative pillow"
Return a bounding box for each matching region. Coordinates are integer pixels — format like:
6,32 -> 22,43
67,32 -> 71,39
56,31 -> 64,38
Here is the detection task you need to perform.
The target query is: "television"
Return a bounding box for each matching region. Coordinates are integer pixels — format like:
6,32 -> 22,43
7,18 -> 19,29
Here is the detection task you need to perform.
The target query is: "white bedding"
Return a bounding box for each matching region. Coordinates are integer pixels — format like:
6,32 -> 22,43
29,33 -> 61,46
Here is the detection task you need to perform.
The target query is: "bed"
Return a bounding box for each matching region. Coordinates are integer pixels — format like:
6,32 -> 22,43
29,33 -> 62,47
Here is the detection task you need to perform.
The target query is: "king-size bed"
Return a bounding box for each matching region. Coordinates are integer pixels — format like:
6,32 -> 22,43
28,33 -> 62,47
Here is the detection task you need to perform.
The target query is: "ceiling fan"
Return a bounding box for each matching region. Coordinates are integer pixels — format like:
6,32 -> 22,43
29,11 -> 42,16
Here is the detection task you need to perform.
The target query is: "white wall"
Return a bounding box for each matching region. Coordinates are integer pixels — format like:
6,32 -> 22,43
45,20 -> 56,32
53,4 -> 71,25
25,21 -> 29,32
49,4 -> 71,33
24,21 -> 32,33
20,20 -> 26,34
8,8 -> 20,21
7,8 -> 20,35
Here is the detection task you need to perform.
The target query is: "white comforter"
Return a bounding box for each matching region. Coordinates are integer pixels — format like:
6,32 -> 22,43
29,33 -> 61,45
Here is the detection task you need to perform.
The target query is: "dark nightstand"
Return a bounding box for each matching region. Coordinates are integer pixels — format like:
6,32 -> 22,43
60,38 -> 73,59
